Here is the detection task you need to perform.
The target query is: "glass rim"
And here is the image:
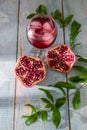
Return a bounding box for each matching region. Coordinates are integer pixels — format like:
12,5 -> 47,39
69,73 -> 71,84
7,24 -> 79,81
26,14 -> 57,37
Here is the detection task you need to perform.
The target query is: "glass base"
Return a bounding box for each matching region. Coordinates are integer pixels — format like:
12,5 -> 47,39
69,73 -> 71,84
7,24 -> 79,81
31,47 -> 46,62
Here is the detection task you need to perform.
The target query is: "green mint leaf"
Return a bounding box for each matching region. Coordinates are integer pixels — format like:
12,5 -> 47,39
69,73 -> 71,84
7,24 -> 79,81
51,10 -> 64,27
74,65 -> 87,75
78,56 -> 87,62
58,87 -> 66,95
56,16 -> 64,27
55,97 -> 66,108
47,84 -> 66,95
39,88 -> 54,102
25,113 -> 37,125
54,81 -> 76,89
64,14 -> 73,26
51,10 -> 61,19
71,43 -> 81,50
35,5 -> 47,14
72,90 -> 80,109
69,75 -> 87,83
25,104 -> 37,114
52,107 -> 61,128
41,98 -> 51,104
70,20 -> 81,46
71,21 -> 81,35
45,103 -> 54,110
21,115 -> 29,118
26,13 -> 36,19
40,110 -> 48,122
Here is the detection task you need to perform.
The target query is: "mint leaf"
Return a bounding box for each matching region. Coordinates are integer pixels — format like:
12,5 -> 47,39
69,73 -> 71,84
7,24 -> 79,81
69,75 -> 87,83
51,10 -> 63,27
36,5 -> 47,14
51,10 -> 73,27
25,113 -> 37,125
74,65 -> 87,75
47,84 -> 66,95
25,104 -> 37,114
26,5 -> 47,20
40,110 -> 48,122
70,21 -> 81,47
52,107 -> 61,128
39,88 -> 54,102
58,87 -> 66,95
41,98 -> 51,104
54,81 -> 76,89
71,43 -> 81,50
51,10 -> 61,19
26,13 -> 36,19
72,90 -> 80,109
64,14 -> 73,26
21,115 -> 29,118
71,21 -> 81,35
55,97 -> 66,108
78,56 -> 87,62
45,103 -> 54,110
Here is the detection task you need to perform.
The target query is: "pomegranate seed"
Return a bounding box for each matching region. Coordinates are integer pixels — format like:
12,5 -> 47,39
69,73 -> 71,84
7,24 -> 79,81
26,71 -> 35,80
15,67 -> 26,76
47,50 -> 58,59
58,45 -> 68,55
20,56 -> 31,68
59,62 -> 70,72
49,59 -> 59,68
32,60 -> 43,69
23,76 -> 32,86
35,70 -> 45,80
65,55 -> 74,62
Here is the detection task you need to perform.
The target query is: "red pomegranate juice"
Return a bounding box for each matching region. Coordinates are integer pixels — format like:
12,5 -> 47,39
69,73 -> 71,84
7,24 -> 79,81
27,14 -> 57,49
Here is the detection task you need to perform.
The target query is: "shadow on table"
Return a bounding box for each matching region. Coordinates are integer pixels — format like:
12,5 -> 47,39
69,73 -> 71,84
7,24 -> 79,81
0,87 -> 87,129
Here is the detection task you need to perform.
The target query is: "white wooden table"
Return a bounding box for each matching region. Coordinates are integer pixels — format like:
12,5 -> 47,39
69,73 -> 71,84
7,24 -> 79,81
0,0 -> 87,130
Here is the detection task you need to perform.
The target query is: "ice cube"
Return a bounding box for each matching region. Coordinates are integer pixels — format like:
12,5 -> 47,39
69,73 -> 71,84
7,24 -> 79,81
42,33 -> 53,41
43,21 -> 53,32
30,20 -> 42,29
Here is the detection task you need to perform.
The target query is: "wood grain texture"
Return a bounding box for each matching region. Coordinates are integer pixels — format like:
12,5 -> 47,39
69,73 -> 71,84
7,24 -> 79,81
0,0 -> 18,130
14,0 -> 68,130
63,0 -> 87,130
0,0 -> 87,130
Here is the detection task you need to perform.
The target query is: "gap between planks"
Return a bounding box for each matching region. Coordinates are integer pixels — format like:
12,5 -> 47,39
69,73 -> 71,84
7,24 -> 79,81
61,0 -> 71,130
13,0 -> 20,130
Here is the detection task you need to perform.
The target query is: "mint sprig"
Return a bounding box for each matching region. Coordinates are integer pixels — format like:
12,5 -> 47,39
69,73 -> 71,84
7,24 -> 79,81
22,87 -> 65,128
51,10 -> 73,27
26,5 -> 47,19
22,77 -> 87,128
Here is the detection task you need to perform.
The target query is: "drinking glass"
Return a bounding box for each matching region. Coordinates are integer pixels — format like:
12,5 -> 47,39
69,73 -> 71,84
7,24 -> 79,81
26,14 -> 57,58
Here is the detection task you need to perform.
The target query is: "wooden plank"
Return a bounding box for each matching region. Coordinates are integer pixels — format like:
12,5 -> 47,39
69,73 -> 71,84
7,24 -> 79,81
63,0 -> 87,130
14,0 -> 69,130
0,0 -> 18,130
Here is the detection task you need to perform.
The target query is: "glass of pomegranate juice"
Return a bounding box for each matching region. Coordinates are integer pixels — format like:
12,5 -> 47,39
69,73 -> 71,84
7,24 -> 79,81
26,14 -> 57,58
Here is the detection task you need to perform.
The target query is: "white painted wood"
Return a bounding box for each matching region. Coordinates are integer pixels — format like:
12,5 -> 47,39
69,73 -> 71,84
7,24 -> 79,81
0,0 -> 87,130
14,0 -> 68,130
0,0 -> 18,130
63,0 -> 87,130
